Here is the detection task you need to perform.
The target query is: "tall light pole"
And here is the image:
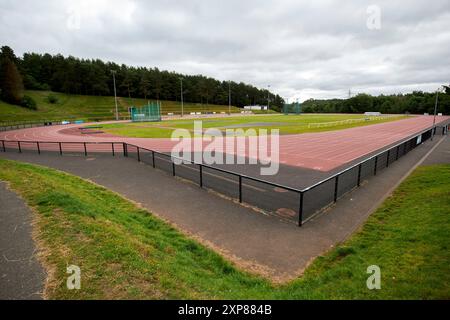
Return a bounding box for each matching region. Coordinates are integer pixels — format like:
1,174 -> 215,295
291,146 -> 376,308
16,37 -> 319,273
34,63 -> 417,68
433,87 -> 442,126
267,85 -> 271,110
228,80 -> 231,115
431,86 -> 443,140
111,70 -> 119,121
180,77 -> 184,117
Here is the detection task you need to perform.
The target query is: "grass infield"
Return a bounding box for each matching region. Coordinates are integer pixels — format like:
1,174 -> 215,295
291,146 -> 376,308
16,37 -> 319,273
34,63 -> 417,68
0,159 -> 448,299
99,114 -> 408,138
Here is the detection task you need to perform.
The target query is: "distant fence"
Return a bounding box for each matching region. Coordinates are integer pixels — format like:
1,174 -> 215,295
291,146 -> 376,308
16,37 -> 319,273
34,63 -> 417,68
307,115 -> 399,129
0,117 -> 131,132
0,123 -> 448,226
0,120 -> 66,132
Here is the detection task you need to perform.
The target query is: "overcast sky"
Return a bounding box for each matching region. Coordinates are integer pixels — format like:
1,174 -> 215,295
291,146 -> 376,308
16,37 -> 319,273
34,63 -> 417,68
1,0 -> 449,101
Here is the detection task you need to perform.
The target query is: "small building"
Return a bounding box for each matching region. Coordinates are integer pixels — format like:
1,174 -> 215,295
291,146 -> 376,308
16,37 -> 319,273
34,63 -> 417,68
364,112 -> 381,116
244,105 -> 268,110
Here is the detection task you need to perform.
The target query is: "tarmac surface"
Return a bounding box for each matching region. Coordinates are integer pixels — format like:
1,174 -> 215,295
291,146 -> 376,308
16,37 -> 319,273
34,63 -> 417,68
0,182 -> 45,300
1,135 -> 446,282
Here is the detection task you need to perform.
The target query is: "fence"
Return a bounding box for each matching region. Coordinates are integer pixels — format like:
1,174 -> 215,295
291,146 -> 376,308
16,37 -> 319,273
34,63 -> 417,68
131,102 -> 162,122
307,115 -> 399,129
0,120 -> 67,132
0,123 -> 448,226
0,116 -> 131,132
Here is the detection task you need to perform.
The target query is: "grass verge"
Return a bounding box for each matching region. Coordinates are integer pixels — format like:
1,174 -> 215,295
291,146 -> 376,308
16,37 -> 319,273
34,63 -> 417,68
0,158 -> 448,299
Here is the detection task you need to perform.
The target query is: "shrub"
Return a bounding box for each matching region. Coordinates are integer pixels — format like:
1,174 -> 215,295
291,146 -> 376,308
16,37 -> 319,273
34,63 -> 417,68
47,94 -> 58,104
21,95 -> 37,110
40,83 -> 51,91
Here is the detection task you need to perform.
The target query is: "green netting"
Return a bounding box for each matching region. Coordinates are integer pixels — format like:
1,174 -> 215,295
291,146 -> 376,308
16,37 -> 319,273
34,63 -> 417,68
283,102 -> 301,115
130,102 -> 162,122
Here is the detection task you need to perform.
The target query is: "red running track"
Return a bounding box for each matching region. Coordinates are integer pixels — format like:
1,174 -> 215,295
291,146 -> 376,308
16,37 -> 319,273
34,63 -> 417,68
1,115 -> 448,172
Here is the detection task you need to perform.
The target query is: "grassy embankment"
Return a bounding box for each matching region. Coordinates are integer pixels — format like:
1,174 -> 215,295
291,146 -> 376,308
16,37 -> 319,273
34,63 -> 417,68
0,158 -> 448,299
0,90 -> 240,122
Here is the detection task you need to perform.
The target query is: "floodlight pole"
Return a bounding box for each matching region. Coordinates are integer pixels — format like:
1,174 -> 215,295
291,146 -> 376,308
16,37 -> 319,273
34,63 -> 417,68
111,70 -> 119,121
228,80 -> 231,115
267,85 -> 271,110
431,88 -> 440,140
180,78 -> 184,117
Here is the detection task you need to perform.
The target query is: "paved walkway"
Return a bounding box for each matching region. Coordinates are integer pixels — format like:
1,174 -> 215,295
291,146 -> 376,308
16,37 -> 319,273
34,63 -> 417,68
1,135 -> 446,281
0,182 -> 45,299
422,134 -> 450,165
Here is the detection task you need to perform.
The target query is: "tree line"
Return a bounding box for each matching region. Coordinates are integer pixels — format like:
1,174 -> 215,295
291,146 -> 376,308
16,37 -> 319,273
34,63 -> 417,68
1,45 -> 448,114
301,91 -> 450,115
0,45 -> 284,109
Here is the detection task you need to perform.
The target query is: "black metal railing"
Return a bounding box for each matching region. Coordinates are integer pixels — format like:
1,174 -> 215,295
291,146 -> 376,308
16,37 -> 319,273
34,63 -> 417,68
298,127 -> 437,223
0,123 -> 448,226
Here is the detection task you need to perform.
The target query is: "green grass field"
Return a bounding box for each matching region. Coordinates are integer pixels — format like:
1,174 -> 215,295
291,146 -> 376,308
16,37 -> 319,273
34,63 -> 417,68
100,114 -> 408,138
0,158 -> 448,299
0,90 -> 240,122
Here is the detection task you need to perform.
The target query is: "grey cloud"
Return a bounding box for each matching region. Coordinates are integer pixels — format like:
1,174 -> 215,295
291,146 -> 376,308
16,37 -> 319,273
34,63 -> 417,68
0,0 -> 449,101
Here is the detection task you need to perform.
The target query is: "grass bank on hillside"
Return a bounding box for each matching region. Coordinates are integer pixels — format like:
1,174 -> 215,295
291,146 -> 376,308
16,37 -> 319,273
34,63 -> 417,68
0,158 -> 448,299
100,114 -> 408,138
0,90 -> 239,122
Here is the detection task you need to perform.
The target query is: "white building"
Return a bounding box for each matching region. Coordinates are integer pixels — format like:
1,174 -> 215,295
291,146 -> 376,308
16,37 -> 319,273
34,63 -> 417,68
244,105 -> 268,110
364,112 -> 381,116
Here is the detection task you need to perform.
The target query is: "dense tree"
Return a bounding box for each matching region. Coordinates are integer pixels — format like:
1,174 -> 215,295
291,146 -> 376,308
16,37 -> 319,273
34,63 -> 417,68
0,46 -> 17,62
0,46 -> 24,104
1,46 -> 447,114
4,47 -> 283,109
139,73 -> 151,100
302,91 -> 450,115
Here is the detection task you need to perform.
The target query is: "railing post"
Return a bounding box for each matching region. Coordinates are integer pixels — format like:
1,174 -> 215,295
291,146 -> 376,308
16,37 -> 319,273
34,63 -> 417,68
59,142 -> 62,155
37,142 -> 40,154
123,143 -> 128,157
199,164 -> 203,187
137,147 -> 140,162
374,156 -> 378,175
152,151 -> 155,168
357,163 -> 362,187
18,141 -> 21,153
334,175 -> 339,202
84,142 -> 87,156
239,175 -> 242,203
112,143 -> 115,156
298,192 -> 304,227
386,150 -> 390,168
